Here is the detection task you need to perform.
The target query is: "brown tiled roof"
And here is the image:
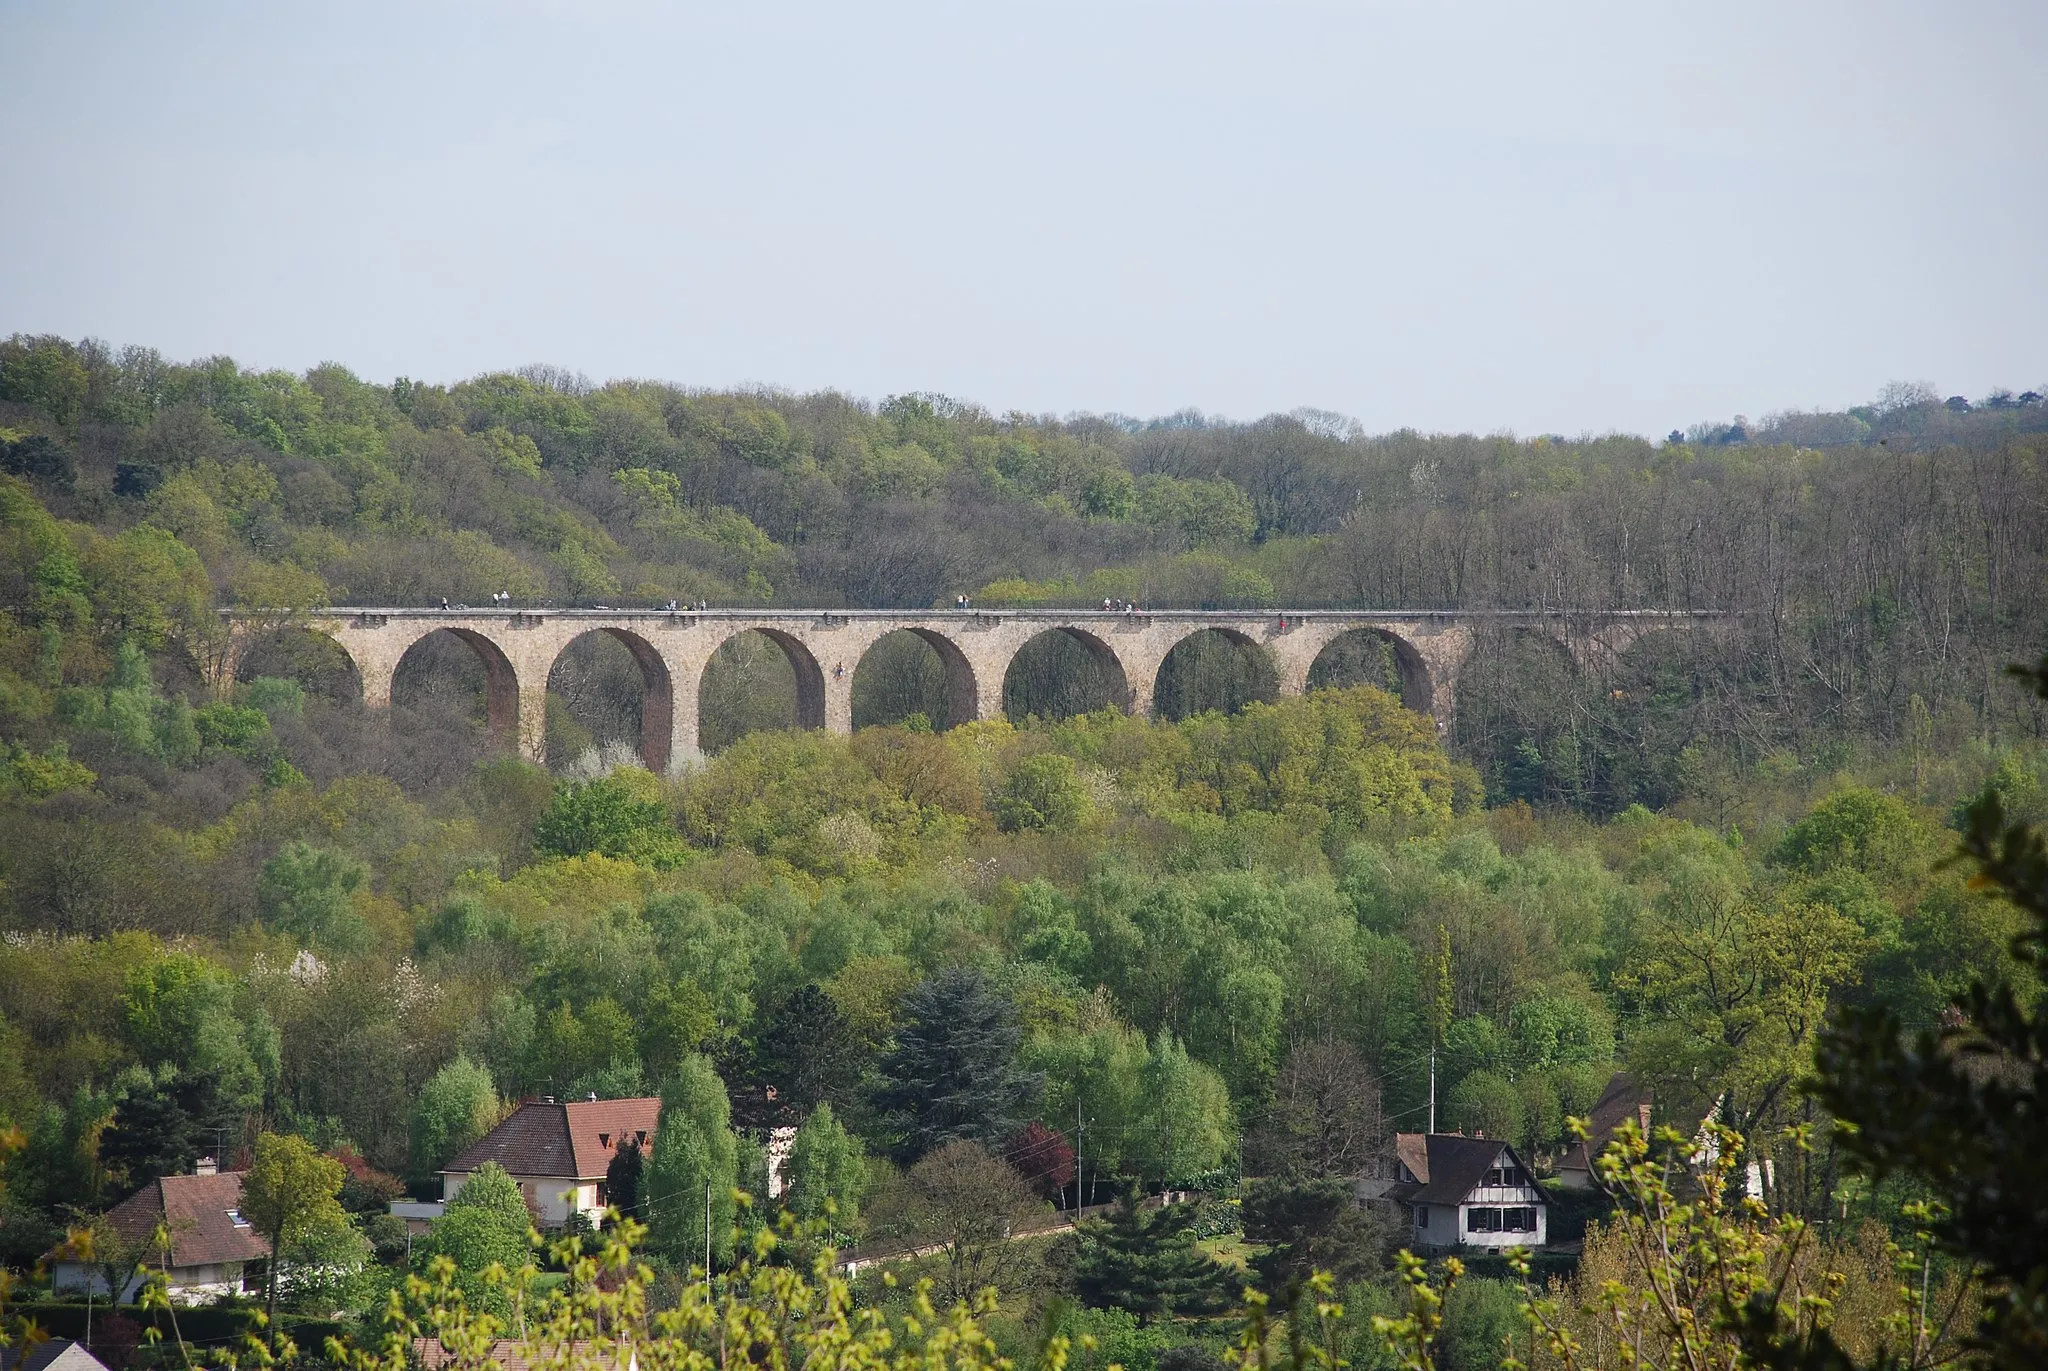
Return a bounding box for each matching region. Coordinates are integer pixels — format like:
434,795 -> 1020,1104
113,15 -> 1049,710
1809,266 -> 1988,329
446,1099 -> 660,1181
563,1098 -> 660,1179
1385,1135 -> 1530,1207
1395,1133 -> 1430,1183
1558,1072 -> 1653,1175
49,1173 -> 270,1269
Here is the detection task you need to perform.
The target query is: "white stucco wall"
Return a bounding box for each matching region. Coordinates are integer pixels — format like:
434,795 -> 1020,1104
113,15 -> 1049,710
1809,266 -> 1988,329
1456,1185 -> 1547,1248
1407,1194 -> 1548,1250
443,1171 -> 600,1227
52,1260 -> 247,1305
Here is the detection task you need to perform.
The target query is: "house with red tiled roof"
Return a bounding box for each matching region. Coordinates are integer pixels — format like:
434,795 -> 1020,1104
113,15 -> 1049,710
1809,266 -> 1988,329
1385,1133 -> 1548,1251
46,1163 -> 268,1304
394,1096 -> 660,1231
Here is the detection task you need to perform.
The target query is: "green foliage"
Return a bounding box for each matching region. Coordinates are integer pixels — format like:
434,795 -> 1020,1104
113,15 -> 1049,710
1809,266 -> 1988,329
420,1161 -> 535,1316
1244,1177 -> 1391,1289
997,753 -> 1093,832
875,968 -> 1042,1160
194,700 -> 271,753
409,1055 -> 499,1180
1445,1069 -> 1522,1143
241,1129 -> 350,1341
645,1052 -> 740,1267
1769,784 -> 1946,889
525,996 -> 641,1097
121,952 -> 270,1112
532,770 -> 684,865
259,841 -> 370,952
1812,652 -> 2048,1364
0,338 -> 90,424
1435,1278 -> 1525,1371
242,674 -> 307,720
277,1206 -> 374,1315
99,1069 -> 219,1192
784,1102 -> 868,1229
604,1137 -> 644,1222
80,524 -> 213,651
4,740 -> 94,797
681,729 -> 923,874
1131,1031 -> 1233,1184
1620,877 -> 1864,1143
2,342 -> 2047,1344
744,982 -> 864,1112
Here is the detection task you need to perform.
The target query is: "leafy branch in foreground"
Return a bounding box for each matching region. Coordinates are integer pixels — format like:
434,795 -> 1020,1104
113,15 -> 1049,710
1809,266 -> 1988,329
1812,651 -> 2048,1369
1512,1120 -> 1970,1371
334,1205 -> 1062,1371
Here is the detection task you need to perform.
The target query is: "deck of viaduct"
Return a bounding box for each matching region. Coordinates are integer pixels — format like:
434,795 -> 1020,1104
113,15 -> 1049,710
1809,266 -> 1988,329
225,607 -> 1716,771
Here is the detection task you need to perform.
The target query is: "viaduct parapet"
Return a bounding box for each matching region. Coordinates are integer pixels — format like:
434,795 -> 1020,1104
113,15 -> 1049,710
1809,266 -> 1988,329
224,608 -> 1714,771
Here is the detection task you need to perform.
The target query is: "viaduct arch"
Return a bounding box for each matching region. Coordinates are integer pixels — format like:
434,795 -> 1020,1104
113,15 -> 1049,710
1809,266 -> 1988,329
222,608 -> 1720,771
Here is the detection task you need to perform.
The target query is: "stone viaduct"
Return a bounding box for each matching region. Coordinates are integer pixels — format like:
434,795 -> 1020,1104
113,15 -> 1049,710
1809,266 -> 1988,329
223,607 -> 1715,771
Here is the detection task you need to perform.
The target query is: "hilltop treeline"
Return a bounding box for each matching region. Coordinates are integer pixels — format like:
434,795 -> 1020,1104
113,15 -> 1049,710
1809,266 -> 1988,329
4,335 -> 2047,807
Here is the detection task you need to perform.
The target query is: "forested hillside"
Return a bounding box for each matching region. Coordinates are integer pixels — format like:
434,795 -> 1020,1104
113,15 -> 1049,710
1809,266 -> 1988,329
3,334 -> 2048,1367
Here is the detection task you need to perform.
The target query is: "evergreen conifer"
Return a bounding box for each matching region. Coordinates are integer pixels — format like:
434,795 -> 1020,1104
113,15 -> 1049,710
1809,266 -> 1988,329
873,967 -> 1042,1160
1073,1190 -> 1234,1322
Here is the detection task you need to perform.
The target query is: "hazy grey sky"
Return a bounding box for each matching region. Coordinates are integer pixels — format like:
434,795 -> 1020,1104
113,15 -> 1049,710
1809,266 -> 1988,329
3,1 -> 2042,436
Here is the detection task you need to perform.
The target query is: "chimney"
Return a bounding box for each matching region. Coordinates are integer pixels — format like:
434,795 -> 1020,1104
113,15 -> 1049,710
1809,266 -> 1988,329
195,1156 -> 218,1176
587,1092 -> 598,1102
542,1096 -> 556,1104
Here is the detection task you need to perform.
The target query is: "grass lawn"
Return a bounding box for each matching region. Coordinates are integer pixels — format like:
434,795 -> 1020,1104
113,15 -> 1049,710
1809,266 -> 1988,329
1198,1234 -> 1265,1272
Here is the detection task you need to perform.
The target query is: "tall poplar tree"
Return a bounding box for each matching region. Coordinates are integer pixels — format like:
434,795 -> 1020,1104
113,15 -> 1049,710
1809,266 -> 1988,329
645,1053 -> 739,1268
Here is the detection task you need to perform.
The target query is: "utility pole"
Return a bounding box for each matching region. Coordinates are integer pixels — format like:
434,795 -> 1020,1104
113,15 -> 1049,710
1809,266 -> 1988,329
1430,922 -> 1451,1136
1074,1090 -> 1083,1218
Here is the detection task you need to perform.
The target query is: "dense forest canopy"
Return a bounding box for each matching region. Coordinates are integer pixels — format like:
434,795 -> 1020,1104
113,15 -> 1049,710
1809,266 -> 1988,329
3,334 -> 2048,1368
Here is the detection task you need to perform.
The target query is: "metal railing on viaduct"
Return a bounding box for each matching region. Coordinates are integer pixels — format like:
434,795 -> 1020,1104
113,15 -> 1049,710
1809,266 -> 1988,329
221,607 -> 1723,769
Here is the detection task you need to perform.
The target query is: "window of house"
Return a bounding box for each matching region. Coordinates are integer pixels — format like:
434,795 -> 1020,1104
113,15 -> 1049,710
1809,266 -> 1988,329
599,1133 -> 611,1149
635,1130 -> 647,1145
1483,1165 -> 1520,1187
1504,1207 -> 1537,1232
226,1208 -> 251,1228
1467,1207 -> 1503,1233
1414,1206 -> 1429,1228
597,1183 -> 610,1206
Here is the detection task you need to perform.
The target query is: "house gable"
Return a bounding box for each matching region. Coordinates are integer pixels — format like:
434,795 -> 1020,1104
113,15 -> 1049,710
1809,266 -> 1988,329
1386,1134 -> 1548,1250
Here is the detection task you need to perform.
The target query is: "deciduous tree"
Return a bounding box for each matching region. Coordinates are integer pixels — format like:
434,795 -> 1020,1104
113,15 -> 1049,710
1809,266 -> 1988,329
645,1053 -> 739,1268
409,1054 -> 499,1182
240,1131 -> 347,1349
868,1139 -> 1047,1307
